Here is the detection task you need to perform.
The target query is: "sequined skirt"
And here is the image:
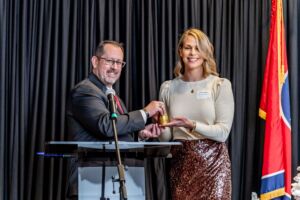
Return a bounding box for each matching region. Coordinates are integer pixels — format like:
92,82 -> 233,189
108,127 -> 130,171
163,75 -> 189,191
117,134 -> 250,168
169,139 -> 232,200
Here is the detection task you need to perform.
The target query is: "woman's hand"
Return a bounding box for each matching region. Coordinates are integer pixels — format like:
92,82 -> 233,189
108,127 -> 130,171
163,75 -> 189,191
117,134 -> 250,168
160,116 -> 195,130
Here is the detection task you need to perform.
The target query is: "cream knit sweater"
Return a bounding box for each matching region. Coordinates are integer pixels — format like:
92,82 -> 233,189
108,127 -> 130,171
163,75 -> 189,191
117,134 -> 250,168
159,75 -> 234,142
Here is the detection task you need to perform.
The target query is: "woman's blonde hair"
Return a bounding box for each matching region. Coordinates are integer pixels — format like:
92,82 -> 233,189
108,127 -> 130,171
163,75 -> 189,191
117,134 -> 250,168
174,28 -> 219,77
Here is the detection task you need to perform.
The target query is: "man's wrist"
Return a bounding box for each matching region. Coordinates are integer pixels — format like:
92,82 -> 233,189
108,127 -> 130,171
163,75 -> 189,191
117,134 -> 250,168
143,109 -> 150,118
138,131 -> 149,141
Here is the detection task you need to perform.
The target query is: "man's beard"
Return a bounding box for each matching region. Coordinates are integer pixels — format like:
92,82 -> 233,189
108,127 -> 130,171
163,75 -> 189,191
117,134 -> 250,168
100,73 -> 120,85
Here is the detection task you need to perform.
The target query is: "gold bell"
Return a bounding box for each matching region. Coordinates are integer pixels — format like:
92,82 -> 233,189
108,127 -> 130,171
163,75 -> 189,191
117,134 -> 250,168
159,114 -> 169,125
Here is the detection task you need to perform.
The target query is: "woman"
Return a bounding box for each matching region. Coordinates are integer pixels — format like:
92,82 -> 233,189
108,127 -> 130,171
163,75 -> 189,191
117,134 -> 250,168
159,28 -> 234,200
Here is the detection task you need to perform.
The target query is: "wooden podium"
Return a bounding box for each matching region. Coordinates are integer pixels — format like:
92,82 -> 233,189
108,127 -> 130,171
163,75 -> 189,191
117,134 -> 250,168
45,141 -> 181,200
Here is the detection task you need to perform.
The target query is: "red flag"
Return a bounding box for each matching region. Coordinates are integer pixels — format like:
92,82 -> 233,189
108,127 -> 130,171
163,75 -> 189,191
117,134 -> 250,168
259,0 -> 291,199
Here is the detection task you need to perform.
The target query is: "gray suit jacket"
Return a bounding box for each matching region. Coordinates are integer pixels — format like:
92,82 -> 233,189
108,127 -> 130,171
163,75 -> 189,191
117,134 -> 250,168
66,73 -> 145,197
67,73 -> 145,141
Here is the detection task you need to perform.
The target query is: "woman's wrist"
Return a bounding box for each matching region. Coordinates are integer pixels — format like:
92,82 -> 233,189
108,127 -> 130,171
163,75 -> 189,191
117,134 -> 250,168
189,120 -> 196,133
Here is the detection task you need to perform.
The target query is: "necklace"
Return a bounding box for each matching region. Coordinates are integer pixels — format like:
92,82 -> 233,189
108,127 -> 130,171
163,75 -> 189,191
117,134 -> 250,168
181,76 -> 206,94
184,82 -> 195,94
181,76 -> 202,94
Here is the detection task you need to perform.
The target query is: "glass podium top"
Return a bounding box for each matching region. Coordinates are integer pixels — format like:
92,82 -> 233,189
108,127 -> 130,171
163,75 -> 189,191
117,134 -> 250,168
43,141 -> 182,158
47,141 -> 181,150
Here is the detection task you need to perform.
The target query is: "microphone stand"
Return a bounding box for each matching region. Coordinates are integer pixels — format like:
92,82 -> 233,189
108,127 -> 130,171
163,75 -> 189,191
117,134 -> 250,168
108,93 -> 127,200
111,117 -> 127,200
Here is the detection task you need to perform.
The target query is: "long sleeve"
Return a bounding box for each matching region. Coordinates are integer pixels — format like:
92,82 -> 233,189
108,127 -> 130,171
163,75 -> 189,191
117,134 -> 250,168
194,78 -> 234,142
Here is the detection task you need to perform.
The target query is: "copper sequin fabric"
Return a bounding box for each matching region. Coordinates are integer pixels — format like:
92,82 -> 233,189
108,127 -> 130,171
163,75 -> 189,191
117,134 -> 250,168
169,139 -> 232,200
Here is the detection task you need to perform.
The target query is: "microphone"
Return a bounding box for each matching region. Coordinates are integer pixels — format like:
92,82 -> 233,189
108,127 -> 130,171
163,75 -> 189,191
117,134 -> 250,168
105,88 -> 118,119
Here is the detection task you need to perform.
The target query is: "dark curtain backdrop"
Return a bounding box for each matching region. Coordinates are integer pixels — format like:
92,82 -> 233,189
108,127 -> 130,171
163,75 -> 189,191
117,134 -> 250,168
0,0 -> 299,200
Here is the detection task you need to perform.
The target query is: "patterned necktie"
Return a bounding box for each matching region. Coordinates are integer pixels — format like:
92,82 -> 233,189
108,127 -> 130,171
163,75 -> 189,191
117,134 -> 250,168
114,95 -> 124,114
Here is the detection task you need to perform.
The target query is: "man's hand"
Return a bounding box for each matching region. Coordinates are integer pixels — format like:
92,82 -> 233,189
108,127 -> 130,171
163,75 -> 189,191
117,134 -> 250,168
138,123 -> 162,140
143,101 -> 166,118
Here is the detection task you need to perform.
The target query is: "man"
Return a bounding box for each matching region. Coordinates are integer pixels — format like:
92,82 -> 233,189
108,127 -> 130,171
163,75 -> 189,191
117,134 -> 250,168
66,40 -> 165,199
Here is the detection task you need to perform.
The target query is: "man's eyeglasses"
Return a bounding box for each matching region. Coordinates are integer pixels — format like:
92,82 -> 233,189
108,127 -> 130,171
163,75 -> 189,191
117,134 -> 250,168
99,57 -> 126,68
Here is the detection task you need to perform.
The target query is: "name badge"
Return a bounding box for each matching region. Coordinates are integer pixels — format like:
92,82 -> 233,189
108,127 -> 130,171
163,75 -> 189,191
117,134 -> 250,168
196,91 -> 209,99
